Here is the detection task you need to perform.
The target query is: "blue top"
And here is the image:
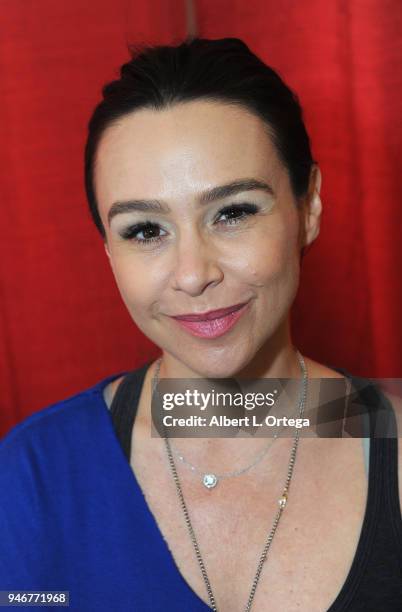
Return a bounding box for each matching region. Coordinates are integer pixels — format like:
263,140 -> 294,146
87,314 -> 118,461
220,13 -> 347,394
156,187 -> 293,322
0,370 -> 211,611
1,365 -> 401,611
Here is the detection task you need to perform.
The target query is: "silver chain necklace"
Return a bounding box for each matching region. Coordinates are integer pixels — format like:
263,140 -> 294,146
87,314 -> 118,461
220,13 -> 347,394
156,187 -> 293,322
152,351 -> 308,612
170,434 -> 278,489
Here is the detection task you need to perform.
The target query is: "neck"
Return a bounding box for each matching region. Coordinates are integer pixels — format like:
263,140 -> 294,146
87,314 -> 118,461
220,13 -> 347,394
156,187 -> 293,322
144,321 -> 306,465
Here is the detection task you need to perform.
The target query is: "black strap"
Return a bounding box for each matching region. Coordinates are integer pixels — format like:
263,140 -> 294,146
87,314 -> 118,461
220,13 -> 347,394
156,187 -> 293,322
110,362 -> 151,461
328,366 -> 398,438
110,362 -> 399,459
108,362 -> 402,593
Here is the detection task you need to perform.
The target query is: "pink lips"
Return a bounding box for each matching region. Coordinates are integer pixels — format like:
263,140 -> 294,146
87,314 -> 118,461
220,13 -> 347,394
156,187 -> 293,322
170,301 -> 250,339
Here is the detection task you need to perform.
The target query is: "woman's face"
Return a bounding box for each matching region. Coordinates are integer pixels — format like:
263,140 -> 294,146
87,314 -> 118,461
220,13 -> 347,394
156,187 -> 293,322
95,100 -> 321,377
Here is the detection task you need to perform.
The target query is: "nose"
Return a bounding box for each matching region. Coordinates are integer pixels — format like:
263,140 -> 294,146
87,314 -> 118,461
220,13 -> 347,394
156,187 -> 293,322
171,229 -> 223,296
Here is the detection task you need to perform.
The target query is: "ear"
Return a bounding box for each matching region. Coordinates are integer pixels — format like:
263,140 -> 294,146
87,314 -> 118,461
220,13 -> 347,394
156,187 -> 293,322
301,165 -> 322,249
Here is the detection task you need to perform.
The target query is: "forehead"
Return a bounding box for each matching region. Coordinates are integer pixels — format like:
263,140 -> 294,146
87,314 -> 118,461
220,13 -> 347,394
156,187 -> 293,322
94,100 -> 282,209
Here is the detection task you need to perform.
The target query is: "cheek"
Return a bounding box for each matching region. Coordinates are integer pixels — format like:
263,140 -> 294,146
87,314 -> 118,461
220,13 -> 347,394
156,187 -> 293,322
243,215 -> 301,287
108,255 -> 161,313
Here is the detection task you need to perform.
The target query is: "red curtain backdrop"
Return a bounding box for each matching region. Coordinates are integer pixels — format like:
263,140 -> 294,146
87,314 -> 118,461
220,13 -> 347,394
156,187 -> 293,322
1,0 -> 401,437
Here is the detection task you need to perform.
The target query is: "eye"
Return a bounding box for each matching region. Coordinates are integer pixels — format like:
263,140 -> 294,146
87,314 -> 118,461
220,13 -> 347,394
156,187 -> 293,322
119,202 -> 260,246
214,202 -> 259,226
120,221 -> 166,246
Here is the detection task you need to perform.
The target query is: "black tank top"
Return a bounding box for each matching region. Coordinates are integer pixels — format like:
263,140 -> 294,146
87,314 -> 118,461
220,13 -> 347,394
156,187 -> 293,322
109,363 -> 402,611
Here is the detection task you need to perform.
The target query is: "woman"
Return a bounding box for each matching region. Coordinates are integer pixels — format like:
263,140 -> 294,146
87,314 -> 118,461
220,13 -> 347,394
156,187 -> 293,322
0,37 -> 401,612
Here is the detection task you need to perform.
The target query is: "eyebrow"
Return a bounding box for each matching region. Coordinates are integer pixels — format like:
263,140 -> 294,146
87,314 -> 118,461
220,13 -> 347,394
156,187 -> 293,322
107,178 -> 275,226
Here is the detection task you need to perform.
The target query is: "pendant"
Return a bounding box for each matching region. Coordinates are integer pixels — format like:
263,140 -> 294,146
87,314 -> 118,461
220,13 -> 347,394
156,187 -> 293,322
203,474 -> 218,489
278,492 -> 288,509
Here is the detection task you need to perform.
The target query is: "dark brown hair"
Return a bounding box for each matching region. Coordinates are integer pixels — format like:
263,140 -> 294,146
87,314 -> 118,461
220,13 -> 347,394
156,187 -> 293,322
84,36 -> 314,239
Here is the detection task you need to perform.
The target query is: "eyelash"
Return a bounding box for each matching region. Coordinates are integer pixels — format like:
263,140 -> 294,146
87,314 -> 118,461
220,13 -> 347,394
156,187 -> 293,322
119,203 -> 260,246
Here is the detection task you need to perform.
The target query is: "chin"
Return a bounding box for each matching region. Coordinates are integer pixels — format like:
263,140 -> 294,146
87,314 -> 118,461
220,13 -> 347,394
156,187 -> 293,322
186,351 -> 252,379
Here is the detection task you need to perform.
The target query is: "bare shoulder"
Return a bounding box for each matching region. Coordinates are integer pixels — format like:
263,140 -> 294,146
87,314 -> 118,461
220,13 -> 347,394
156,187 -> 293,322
304,356 -> 402,512
384,389 -> 402,431
381,389 -> 402,515
102,376 -> 125,410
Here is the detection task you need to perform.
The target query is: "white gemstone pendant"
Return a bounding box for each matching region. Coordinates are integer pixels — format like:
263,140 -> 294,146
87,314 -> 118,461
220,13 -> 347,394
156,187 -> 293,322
203,474 -> 218,489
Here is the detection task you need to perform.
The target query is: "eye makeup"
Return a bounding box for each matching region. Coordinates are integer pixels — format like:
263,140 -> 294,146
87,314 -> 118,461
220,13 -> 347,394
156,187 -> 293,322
118,202 -> 261,247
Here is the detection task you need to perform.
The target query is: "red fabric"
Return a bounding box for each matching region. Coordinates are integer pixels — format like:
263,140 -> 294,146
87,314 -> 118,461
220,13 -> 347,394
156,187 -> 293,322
1,0 -> 401,436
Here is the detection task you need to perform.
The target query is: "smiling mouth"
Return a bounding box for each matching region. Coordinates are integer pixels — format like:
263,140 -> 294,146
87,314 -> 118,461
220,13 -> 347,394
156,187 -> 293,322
169,301 -> 251,339
171,301 -> 249,322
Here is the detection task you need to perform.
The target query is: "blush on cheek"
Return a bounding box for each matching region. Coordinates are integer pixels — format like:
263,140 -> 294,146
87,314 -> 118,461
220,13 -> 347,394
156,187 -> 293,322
109,266 -> 151,318
246,266 -> 265,286
258,243 -> 296,282
248,234 -> 302,308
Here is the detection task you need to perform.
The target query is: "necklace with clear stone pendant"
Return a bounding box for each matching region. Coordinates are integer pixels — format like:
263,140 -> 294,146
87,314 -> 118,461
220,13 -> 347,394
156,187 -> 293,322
203,474 -> 218,489
173,432 -> 279,489
159,350 -> 308,611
